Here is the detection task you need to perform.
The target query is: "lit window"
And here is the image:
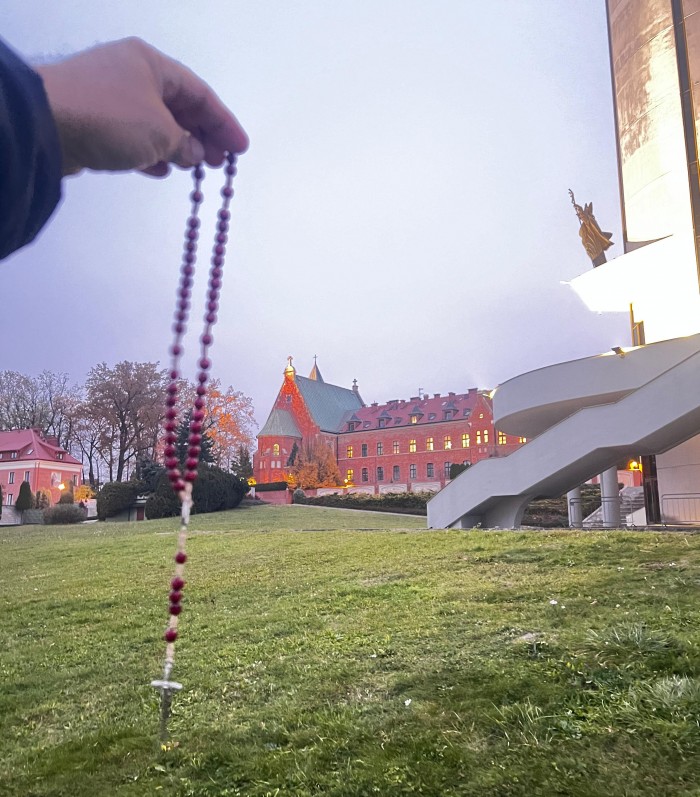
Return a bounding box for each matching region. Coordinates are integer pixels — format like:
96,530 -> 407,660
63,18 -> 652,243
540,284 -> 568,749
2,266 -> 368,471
444,435 -> 452,450
377,467 -> 384,481
519,436 -> 528,443
410,415 -> 418,424
361,468 -> 368,482
426,437 -> 434,451
409,464 -> 417,479
361,443 -> 368,457
498,431 -> 507,445
483,430 -> 489,444
393,465 -> 400,481
476,430 -> 482,445
444,462 -> 452,477
393,441 -> 400,454
347,445 -> 354,458
377,442 -> 383,456
273,443 -> 280,456
409,439 -> 416,453
479,413 -> 484,419
462,433 -> 470,448
346,469 -> 354,482
426,463 -> 434,478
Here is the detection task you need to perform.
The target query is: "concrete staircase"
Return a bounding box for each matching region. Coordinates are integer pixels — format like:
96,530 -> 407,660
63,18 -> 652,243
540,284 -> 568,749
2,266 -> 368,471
582,486 -> 645,528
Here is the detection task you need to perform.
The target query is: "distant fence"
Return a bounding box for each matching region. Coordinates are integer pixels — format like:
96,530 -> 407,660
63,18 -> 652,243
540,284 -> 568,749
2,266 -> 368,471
661,493 -> 700,525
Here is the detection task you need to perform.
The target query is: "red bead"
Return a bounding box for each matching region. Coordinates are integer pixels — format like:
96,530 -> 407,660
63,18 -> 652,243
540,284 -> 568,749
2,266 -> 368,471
166,395 -> 177,408
184,471 -> 197,482
170,344 -> 182,357
173,479 -> 186,492
175,551 -> 187,564
186,456 -> 199,470
194,397 -> 205,409
189,433 -> 202,445
169,590 -> 183,603
164,628 -> 178,643
190,421 -> 203,433
165,457 -> 179,469
165,421 -> 176,433
196,385 -> 207,396
164,444 -> 176,457
169,604 -> 183,616
188,446 -> 201,459
172,577 -> 185,590
167,470 -> 181,482
165,408 -> 177,421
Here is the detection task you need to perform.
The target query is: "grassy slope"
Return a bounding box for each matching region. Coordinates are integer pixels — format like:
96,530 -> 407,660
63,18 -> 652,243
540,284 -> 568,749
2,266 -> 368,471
1,504 -> 699,796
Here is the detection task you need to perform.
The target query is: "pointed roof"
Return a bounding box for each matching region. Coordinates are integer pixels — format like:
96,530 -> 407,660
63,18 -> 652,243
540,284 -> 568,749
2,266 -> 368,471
309,355 -> 324,383
0,428 -> 81,465
258,409 -> 302,438
295,375 -> 364,432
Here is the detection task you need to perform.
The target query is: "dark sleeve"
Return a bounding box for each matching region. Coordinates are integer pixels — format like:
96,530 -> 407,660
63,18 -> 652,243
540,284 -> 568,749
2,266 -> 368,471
0,38 -> 62,261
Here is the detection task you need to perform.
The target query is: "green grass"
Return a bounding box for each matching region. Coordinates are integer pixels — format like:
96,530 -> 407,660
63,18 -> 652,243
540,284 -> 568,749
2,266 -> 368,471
2,504 -> 700,796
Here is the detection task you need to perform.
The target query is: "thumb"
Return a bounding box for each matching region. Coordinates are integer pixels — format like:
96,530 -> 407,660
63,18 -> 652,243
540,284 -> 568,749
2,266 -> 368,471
170,132 -> 206,168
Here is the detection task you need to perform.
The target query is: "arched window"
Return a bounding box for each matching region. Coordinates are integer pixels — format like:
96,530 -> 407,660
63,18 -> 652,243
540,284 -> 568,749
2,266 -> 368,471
272,443 -> 280,456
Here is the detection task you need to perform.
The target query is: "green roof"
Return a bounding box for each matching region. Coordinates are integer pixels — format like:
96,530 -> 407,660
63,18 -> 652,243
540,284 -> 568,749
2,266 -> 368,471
296,375 -> 363,432
258,408 -> 302,438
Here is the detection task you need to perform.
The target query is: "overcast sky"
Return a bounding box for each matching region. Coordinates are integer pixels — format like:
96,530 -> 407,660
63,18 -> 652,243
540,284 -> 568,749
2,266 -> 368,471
3,1 -> 628,429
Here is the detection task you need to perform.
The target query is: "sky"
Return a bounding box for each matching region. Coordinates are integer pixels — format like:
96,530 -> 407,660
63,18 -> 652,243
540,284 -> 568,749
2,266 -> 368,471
2,1 -> 628,431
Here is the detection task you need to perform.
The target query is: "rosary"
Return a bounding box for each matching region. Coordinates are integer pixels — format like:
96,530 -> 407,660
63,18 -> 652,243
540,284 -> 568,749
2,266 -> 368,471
150,153 -> 237,742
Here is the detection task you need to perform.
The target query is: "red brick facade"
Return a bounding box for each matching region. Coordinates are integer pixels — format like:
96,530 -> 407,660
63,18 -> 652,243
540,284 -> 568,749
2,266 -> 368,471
254,359 -> 525,493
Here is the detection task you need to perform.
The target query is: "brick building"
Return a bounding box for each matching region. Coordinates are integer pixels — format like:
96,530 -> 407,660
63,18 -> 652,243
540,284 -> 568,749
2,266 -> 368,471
0,428 -> 82,506
254,358 -> 525,493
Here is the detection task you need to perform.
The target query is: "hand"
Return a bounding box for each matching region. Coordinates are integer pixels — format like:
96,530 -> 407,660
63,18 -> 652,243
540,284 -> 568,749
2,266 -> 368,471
36,37 -> 248,177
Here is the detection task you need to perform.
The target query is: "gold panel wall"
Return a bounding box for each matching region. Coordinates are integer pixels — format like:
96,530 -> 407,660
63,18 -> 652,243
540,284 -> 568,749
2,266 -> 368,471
608,0 -> 694,245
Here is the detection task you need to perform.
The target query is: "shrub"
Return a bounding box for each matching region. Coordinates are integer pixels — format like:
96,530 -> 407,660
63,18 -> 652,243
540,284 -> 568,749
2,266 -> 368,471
15,481 -> 34,514
43,504 -> 86,525
35,489 -> 52,510
292,488 -> 306,503
59,488 -> 75,504
254,481 -> 289,492
449,463 -> 470,480
145,464 -> 249,519
97,481 -> 139,521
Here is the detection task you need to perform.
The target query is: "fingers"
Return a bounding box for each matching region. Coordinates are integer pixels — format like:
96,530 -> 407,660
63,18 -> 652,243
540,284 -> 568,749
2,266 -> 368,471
148,45 -> 249,162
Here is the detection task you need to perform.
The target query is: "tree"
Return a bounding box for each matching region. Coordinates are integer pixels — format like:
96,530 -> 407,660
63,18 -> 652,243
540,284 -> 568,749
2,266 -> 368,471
176,409 -> 215,466
231,445 -> 254,479
85,361 -> 168,481
290,439 -> 342,489
15,481 -> 33,521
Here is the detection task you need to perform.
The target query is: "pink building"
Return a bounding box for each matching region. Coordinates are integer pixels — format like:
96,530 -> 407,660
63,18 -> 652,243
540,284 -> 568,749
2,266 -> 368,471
0,429 -> 82,507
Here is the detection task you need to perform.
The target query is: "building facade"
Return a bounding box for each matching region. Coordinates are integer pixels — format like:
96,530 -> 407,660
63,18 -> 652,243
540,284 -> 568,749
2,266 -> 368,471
0,428 -> 82,506
254,358 -> 525,493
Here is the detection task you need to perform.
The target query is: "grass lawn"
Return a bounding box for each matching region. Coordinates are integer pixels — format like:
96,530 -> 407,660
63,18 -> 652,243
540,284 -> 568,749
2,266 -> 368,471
2,504 -> 700,796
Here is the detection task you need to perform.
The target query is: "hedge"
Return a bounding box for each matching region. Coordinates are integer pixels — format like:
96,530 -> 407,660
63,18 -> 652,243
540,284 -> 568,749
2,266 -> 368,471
96,482 -> 139,521
43,504 -> 87,525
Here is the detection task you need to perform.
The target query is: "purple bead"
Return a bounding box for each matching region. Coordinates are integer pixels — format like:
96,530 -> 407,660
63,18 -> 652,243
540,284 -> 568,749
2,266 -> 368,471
169,590 -> 183,603
184,252 -> 195,265
212,255 -> 223,267
221,186 -> 233,198
182,261 -> 194,274
165,458 -> 179,471
171,344 -> 182,356
218,209 -> 230,222
201,333 -> 213,346
164,628 -> 178,643
164,444 -> 176,457
191,190 -> 203,203
214,244 -> 225,256
194,397 -> 205,410
188,446 -> 201,459
216,233 -> 227,244
171,576 -> 185,590
217,220 -> 229,233
168,470 -> 181,482
206,312 -> 217,323
196,385 -> 207,396
188,216 -> 200,229
187,229 -> 198,241
225,164 -> 236,176
165,395 -> 177,408
173,479 -> 186,492
167,383 -> 178,395
165,408 -> 177,421
185,457 -> 199,471
189,433 -> 202,445
199,358 -> 211,370
170,369 -> 179,380
173,322 -> 185,334
210,278 -> 221,291
190,421 -> 203,433
185,241 -> 196,253
194,165 -> 205,180
184,471 -> 197,482
176,311 -> 187,323
165,421 -> 176,433
192,410 -> 205,423
175,551 -> 187,564
169,604 -> 183,616
207,301 -> 218,313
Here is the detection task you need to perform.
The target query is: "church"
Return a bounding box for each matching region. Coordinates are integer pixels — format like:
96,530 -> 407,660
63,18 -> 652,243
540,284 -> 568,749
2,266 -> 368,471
253,357 -> 525,493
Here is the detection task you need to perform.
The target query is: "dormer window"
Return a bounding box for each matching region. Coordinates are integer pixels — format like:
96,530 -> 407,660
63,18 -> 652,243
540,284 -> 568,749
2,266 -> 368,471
56,453 -> 64,460
410,415 -> 419,424
10,452 -> 17,459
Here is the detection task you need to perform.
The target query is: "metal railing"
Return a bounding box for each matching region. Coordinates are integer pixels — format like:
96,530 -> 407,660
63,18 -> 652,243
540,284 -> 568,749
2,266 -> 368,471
661,493 -> 700,525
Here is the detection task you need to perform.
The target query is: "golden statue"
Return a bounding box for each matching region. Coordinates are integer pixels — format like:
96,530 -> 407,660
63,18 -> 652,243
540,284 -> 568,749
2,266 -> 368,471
569,189 -> 613,267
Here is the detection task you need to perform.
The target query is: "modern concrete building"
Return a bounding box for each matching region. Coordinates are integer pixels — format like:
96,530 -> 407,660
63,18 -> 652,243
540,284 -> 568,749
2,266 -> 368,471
428,0 -> 700,529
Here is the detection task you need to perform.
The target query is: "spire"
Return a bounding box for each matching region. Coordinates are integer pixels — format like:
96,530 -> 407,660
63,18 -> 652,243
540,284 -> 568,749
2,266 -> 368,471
309,354 -> 324,382
284,355 -> 296,380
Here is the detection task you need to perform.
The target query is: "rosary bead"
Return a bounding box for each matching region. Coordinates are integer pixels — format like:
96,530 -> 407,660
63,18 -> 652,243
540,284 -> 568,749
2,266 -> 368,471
201,333 -> 213,346
221,185 -> 233,198
185,456 -> 199,470
188,216 -> 200,229
165,408 -> 177,421
218,209 -> 231,222
196,385 -> 207,396
187,229 -> 198,241
194,164 -> 205,180
164,421 -> 176,433
165,395 -> 177,408
173,322 -> 185,335
216,233 -> 227,244
184,471 -> 197,483
199,357 -> 211,370
214,244 -> 225,256
171,576 -> 185,590
188,446 -> 201,459
164,444 -> 176,457
169,590 -> 183,603
212,255 -> 223,267
197,371 -> 209,383
206,312 -> 217,323
170,344 -> 182,357
169,603 -> 183,616
190,421 -> 203,433
185,240 -> 196,253
191,189 -> 203,203
165,457 -> 179,470
164,628 -> 178,643
210,278 -> 221,290
194,397 -> 205,409
225,163 -> 236,176
192,410 -> 205,423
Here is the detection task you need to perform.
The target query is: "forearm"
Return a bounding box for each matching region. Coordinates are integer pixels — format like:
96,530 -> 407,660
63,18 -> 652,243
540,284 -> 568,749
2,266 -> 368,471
0,38 -> 62,261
